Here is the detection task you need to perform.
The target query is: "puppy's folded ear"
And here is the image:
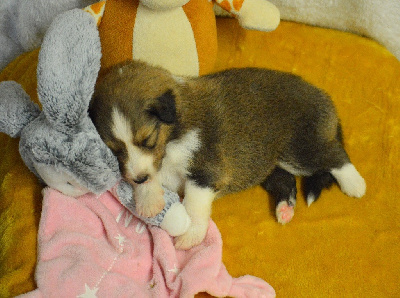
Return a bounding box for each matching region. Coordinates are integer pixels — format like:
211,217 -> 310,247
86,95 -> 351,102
149,90 -> 176,124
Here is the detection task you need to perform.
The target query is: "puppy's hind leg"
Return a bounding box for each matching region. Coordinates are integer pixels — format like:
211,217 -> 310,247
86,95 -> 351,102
303,172 -> 336,206
261,167 -> 297,225
292,123 -> 366,200
331,163 -> 366,198
300,152 -> 365,199
328,125 -> 366,198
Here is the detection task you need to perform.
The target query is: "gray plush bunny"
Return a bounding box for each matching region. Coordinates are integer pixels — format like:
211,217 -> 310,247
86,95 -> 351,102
0,8 -> 190,236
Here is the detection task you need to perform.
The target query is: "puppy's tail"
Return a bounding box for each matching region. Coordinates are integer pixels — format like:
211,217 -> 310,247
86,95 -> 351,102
303,172 -> 336,206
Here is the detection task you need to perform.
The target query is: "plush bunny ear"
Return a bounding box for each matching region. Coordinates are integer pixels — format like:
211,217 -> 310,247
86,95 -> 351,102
37,9 -> 101,134
0,81 -> 40,137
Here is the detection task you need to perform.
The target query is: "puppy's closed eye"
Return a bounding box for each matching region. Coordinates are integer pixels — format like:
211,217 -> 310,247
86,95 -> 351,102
141,133 -> 157,149
137,125 -> 159,150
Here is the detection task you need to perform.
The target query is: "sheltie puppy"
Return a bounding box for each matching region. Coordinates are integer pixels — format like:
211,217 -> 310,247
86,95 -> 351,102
90,60 -> 366,249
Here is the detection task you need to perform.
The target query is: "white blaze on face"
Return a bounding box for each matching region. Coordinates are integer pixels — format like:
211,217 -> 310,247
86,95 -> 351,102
111,108 -> 155,181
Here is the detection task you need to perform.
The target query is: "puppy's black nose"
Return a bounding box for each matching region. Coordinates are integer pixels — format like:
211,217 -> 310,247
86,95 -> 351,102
133,175 -> 149,184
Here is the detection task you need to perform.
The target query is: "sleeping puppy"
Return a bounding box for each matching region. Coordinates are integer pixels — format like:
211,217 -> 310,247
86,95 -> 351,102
90,60 -> 366,249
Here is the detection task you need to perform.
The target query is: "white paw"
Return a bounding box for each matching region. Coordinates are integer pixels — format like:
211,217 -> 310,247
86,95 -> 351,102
331,164 -> 366,198
174,220 -> 209,250
135,183 -> 165,218
276,201 -> 295,225
160,203 -> 191,237
340,175 -> 366,198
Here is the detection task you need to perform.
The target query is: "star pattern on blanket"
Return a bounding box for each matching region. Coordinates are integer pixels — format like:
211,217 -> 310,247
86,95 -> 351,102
115,234 -> 126,246
168,264 -> 180,275
78,284 -> 98,298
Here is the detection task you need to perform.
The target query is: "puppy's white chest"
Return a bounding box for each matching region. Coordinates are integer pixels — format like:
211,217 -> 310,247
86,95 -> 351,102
157,129 -> 201,192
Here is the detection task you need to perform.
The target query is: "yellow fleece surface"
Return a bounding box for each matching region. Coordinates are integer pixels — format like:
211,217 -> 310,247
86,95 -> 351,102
1,19 -> 399,297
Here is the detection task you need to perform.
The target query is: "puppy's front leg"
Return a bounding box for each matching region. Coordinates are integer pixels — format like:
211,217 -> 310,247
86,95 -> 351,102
134,178 -> 165,218
175,180 -> 216,250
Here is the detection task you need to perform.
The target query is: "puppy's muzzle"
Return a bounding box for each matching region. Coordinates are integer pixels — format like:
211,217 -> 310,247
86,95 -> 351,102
133,174 -> 149,184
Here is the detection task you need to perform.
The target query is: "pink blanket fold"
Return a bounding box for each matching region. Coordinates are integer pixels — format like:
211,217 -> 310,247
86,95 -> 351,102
19,188 -> 275,298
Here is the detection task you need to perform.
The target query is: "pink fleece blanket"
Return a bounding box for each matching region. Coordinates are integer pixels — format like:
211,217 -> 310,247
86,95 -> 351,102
19,188 -> 275,298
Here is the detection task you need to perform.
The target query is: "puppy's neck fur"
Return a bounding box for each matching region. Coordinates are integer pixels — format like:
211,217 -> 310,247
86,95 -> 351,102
157,129 -> 201,192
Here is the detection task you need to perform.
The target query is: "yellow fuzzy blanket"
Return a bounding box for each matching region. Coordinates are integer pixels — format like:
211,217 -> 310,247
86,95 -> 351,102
1,19 -> 399,297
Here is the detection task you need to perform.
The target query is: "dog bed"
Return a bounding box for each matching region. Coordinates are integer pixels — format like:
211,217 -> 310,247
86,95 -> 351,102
1,18 -> 399,297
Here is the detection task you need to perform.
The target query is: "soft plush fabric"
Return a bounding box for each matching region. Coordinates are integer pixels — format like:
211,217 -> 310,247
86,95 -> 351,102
98,0 -> 218,77
0,9 -> 122,196
0,0 -> 96,70
1,18 -> 399,297
270,0 -> 400,61
17,188 -> 274,297
98,0 -> 279,78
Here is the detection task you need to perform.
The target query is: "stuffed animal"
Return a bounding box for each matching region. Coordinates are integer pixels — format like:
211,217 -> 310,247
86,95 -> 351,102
0,0 -> 281,75
0,8 -> 191,237
94,0 -> 280,77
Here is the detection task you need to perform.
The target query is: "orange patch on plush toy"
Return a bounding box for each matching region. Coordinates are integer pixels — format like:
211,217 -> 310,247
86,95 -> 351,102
183,0 -> 218,76
91,1 -> 106,14
98,0 -> 138,77
216,0 -> 243,13
219,0 -> 232,12
83,1 -> 106,26
233,0 -> 244,12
